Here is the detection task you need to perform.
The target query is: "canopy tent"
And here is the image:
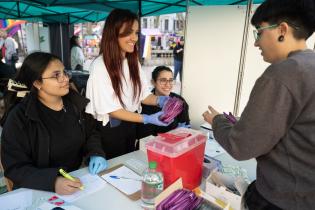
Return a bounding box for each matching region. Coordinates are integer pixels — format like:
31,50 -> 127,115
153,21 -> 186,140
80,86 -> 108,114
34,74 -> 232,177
0,0 -> 264,24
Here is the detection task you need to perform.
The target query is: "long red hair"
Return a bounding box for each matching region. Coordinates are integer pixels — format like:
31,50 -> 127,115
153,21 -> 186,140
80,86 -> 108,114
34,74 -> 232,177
100,9 -> 141,107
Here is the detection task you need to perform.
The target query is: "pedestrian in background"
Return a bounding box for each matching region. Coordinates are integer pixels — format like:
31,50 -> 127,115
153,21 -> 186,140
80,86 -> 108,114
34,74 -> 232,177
70,35 -> 85,70
173,37 -> 184,82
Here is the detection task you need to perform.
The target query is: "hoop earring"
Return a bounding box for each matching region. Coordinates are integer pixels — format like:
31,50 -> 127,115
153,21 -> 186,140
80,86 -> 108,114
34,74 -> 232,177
278,35 -> 284,42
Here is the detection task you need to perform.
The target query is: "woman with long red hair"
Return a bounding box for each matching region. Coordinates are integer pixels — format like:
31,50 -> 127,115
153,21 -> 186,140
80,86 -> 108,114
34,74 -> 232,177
86,9 -> 169,159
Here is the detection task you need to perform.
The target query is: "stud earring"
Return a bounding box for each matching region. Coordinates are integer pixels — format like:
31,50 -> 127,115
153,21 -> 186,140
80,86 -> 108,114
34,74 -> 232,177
278,35 -> 284,42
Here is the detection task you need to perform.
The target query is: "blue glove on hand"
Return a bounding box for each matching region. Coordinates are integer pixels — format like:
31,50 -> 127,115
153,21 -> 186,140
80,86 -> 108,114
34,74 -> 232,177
157,96 -> 170,108
177,122 -> 191,128
88,156 -> 108,175
142,111 -> 171,126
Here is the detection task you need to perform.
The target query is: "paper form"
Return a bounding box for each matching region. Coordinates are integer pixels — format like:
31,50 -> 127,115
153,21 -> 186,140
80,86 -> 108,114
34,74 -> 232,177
205,139 -> 226,157
101,166 -> 142,195
0,189 -> 32,210
58,173 -> 107,202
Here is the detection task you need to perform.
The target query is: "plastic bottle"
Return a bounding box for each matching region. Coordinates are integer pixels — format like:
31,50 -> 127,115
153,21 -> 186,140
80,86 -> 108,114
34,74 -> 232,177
141,161 -> 164,205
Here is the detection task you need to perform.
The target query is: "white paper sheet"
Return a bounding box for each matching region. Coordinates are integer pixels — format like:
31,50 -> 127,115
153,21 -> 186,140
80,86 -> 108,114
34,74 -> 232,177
101,166 -> 142,195
0,189 -> 32,210
58,173 -> 107,202
205,139 -> 226,157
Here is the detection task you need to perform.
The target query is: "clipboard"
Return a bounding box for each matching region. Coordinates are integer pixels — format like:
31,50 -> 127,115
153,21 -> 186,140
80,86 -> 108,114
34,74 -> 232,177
99,164 -> 141,200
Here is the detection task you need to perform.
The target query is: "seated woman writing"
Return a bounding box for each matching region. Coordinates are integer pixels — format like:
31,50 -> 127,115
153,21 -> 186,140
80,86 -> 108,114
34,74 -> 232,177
0,52 -> 107,195
136,66 -> 190,139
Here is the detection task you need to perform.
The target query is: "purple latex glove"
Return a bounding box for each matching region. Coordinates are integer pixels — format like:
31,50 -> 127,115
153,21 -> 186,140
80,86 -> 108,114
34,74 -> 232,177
177,122 -> 191,128
142,111 -> 172,126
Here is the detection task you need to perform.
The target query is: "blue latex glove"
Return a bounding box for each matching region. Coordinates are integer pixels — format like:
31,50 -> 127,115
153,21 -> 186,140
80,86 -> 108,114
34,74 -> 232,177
142,111 -> 172,126
157,96 -> 170,108
177,122 -> 191,128
88,156 -> 108,175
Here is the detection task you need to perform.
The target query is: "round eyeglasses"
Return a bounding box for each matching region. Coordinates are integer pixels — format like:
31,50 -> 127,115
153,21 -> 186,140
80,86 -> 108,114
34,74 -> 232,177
157,78 -> 175,85
41,70 -> 72,83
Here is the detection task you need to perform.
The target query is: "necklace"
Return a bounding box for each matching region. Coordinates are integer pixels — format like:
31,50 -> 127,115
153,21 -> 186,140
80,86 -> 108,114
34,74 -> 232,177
38,97 -> 66,112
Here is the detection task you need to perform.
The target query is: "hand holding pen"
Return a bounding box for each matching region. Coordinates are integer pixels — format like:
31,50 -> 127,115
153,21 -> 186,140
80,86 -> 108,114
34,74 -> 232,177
55,169 -> 84,195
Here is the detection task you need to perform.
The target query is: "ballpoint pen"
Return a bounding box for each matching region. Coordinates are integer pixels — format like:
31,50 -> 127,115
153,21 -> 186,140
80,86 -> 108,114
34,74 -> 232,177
59,168 -> 84,190
109,175 -> 142,182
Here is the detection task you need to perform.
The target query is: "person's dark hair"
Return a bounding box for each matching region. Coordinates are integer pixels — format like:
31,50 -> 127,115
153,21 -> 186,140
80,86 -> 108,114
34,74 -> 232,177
70,35 -> 80,49
152,66 -> 173,82
251,0 -> 315,40
1,52 -> 60,125
100,9 -> 140,107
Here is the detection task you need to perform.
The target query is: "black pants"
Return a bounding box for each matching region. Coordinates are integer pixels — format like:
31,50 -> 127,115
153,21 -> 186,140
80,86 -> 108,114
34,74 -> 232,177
97,120 -> 137,159
244,181 -> 283,210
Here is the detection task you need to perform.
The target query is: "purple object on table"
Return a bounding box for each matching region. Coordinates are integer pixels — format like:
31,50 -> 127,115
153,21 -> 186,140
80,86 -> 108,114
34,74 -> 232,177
156,189 -> 203,210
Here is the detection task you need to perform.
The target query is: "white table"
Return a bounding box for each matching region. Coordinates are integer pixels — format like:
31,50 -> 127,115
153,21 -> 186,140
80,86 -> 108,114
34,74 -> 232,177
0,150 -> 256,210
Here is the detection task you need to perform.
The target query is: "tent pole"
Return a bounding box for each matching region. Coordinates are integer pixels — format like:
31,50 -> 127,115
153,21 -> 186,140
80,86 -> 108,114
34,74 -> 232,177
138,0 -> 142,60
17,1 -> 21,18
180,0 -> 189,94
233,0 -> 253,116
60,23 -> 64,62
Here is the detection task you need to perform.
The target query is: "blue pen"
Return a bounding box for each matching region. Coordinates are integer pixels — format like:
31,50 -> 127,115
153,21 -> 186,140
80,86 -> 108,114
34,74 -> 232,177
109,175 -> 142,181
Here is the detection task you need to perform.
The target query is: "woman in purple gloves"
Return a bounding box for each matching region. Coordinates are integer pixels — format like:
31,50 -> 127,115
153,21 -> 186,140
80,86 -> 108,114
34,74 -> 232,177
1,52 -> 106,195
86,9 -> 169,159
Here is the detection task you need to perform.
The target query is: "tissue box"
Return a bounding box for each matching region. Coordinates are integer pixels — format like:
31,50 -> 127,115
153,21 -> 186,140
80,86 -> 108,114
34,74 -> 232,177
205,171 -> 249,210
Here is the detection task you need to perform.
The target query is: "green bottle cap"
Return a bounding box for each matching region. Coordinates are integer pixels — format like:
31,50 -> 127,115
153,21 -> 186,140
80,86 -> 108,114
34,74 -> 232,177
149,161 -> 157,169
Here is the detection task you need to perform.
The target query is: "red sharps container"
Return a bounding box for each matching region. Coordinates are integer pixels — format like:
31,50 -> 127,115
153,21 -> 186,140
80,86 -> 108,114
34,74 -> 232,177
146,128 -> 206,190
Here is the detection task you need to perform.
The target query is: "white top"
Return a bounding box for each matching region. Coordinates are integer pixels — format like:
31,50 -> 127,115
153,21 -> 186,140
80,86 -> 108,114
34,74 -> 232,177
4,37 -> 16,60
71,46 -> 84,70
85,56 -> 151,125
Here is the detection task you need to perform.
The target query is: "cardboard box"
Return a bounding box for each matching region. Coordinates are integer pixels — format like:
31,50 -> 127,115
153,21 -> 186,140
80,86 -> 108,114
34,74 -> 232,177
205,171 -> 249,210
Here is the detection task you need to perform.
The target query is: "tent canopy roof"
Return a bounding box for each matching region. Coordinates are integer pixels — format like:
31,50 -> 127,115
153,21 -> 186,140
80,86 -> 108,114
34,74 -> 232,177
0,0 -> 264,24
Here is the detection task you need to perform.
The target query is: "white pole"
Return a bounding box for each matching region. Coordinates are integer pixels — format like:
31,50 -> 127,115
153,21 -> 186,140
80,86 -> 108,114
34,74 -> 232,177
233,0 -> 254,116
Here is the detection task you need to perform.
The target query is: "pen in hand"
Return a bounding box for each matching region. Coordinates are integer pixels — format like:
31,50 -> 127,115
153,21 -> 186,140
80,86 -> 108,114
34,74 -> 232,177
59,168 -> 84,190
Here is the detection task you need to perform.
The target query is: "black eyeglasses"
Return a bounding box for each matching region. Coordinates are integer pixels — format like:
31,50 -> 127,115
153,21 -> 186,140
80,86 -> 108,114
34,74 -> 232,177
41,70 -> 72,83
157,78 -> 175,85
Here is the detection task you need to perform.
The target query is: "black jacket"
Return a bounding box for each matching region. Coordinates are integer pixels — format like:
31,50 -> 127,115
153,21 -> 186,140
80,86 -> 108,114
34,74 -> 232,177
1,90 -> 105,192
136,91 -> 190,139
173,44 -> 184,61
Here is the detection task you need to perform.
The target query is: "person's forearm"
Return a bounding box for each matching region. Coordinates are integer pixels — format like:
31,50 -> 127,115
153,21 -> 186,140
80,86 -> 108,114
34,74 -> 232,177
109,109 -> 143,123
142,94 -> 158,106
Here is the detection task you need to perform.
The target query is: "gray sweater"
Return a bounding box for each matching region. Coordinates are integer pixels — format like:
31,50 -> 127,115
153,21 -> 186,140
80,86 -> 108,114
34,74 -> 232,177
213,49 -> 315,210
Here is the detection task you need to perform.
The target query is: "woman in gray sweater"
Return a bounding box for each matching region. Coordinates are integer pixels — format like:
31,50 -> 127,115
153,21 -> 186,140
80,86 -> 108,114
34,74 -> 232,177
203,0 -> 315,209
